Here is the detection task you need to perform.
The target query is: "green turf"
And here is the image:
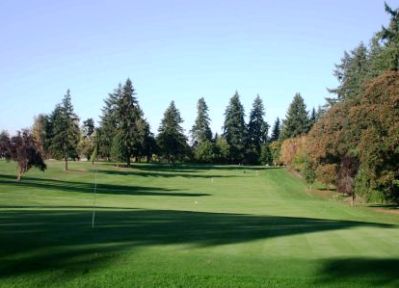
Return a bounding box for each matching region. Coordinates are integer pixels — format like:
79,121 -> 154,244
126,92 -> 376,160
0,160 -> 398,287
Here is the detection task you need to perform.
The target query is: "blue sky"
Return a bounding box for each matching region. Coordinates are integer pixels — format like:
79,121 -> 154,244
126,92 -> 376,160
0,0 -> 397,136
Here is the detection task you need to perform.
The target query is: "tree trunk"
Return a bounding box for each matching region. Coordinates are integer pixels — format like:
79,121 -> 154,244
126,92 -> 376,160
64,157 -> 68,171
16,170 -> 21,182
127,156 -> 131,168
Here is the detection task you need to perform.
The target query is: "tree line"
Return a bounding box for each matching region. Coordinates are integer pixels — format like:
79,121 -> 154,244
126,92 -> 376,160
275,3 -> 399,204
1,80 -> 315,170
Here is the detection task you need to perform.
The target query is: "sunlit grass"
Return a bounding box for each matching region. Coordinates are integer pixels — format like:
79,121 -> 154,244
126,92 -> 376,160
0,160 -> 398,287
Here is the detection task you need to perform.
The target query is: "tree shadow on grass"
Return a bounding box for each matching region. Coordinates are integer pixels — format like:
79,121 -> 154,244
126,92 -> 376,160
369,204 -> 399,210
316,258 -> 399,287
93,169 -> 238,178
130,163 -> 277,172
0,208 -> 395,281
0,205 -> 138,210
0,174 -> 210,197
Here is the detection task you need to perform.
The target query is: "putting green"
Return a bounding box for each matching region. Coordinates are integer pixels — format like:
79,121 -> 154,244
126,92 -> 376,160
0,160 -> 398,287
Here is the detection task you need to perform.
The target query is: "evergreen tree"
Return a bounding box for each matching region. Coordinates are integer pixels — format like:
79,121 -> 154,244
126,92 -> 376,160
97,85 -> 121,160
368,34 -> 391,77
190,97 -> 212,146
193,140 -> 215,163
270,118 -> 281,141
49,90 -> 80,170
309,107 -> 317,130
381,3 -> 399,71
247,95 -> 268,152
260,144 -> 273,165
223,92 -> 246,163
214,134 -> 230,164
97,80 -> 153,164
135,114 -> 155,161
82,118 -> 95,137
281,93 -> 310,139
115,79 -> 143,166
110,131 -> 129,162
141,129 -> 158,162
157,101 -> 188,162
328,43 -> 370,102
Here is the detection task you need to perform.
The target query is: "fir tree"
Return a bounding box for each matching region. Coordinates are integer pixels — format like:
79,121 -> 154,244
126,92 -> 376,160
281,93 -> 309,139
270,118 -> 281,141
328,43 -> 369,102
49,90 -> 80,170
260,144 -> 273,165
381,2 -> 399,71
309,107 -> 317,130
97,84 -> 121,160
247,95 -> 268,151
223,91 -> 246,163
157,101 -> 188,162
115,79 -> 142,166
190,97 -> 212,146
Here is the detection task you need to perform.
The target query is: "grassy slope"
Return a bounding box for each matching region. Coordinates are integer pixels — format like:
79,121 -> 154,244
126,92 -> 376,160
0,160 -> 398,287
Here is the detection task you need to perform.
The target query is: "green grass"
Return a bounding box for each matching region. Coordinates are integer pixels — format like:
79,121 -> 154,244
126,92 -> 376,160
0,160 -> 398,287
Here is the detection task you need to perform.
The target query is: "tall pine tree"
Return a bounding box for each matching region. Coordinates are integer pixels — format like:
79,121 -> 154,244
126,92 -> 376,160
49,90 -> 80,170
381,3 -> 399,71
190,97 -> 212,146
114,79 -> 143,167
281,93 -> 309,139
270,118 -> 281,141
97,84 -> 121,160
247,95 -> 268,150
328,43 -> 369,102
246,95 -> 268,164
223,91 -> 246,163
157,101 -> 188,162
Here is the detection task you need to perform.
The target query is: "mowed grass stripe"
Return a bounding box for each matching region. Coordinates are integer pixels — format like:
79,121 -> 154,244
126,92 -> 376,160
0,160 -> 398,287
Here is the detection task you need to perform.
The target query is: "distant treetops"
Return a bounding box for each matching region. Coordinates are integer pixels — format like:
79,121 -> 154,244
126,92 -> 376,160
0,77 -> 318,177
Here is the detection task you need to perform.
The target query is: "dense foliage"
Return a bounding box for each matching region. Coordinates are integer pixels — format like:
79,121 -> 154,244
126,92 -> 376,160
0,129 -> 46,180
276,3 -> 399,203
223,92 -> 247,163
281,93 -> 310,139
157,101 -> 189,162
246,95 -> 268,164
307,71 -> 399,202
47,90 -> 80,170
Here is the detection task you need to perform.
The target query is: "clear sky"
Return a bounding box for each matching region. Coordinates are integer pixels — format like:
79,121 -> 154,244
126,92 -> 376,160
0,0 -> 397,136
